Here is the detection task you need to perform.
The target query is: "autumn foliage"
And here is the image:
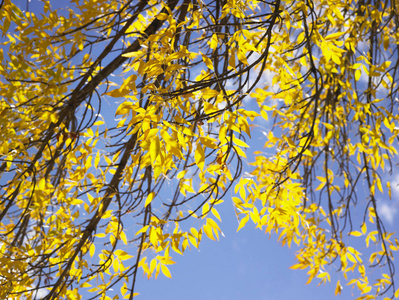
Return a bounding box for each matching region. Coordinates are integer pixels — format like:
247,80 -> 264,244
1,0 -> 399,299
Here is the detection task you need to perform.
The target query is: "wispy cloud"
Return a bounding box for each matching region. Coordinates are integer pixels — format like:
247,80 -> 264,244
379,202 -> 397,224
379,174 -> 399,224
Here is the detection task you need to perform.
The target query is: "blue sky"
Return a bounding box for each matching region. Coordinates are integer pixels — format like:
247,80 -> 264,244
135,204 -> 348,300
132,188 -> 399,299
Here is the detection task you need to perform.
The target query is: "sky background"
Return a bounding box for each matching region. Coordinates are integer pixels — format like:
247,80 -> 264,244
134,199 -> 355,300
8,0 -> 399,299
123,55 -> 399,300
133,184 -> 399,300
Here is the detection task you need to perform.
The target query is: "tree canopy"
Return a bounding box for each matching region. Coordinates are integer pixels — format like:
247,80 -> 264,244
1,0 -> 399,299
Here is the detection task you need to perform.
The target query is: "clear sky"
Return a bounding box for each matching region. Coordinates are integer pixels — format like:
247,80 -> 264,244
134,202 -> 347,300
133,190 -> 399,300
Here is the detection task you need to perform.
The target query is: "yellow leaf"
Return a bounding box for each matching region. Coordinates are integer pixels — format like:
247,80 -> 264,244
120,74 -> 137,91
209,33 -> 218,51
211,208 -> 222,222
156,13 -> 169,20
176,170 -> 187,179
93,120 -> 104,126
115,249 -> 134,261
113,257 -> 119,272
150,136 -> 160,164
195,143 -> 205,171
188,233 -> 198,248
201,52 -> 214,70
331,54 -> 341,64
346,252 -> 357,263
199,137 -> 218,149
233,145 -> 247,158
202,202 -> 210,217
349,231 -> 362,237
333,7 -> 344,20
101,210 -> 113,219
325,31 -> 346,41
207,218 -> 220,233
119,230 -> 128,245
103,88 -> 130,98
89,243 -> 95,257
124,293 -> 139,299
237,214 -> 249,232
150,259 -> 157,274
110,234 -> 116,247
355,69 -> 362,81
80,282 -> 92,288
94,151 -> 100,169
136,226 -> 150,238
145,192 -> 155,207
315,180 -> 325,191
361,223 -> 367,235
203,224 -> 215,240
383,35 -> 390,51
161,264 -> 172,278
362,285 -> 372,294
71,199 -> 84,205
122,50 -> 139,58
376,178 -> 383,193
335,280 -> 342,296
232,135 -> 249,148
237,48 -> 248,65
290,263 -> 306,270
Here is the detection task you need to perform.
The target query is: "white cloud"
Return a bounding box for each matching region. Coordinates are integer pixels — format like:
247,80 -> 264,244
379,202 -> 397,224
391,174 -> 399,195
378,174 -> 399,224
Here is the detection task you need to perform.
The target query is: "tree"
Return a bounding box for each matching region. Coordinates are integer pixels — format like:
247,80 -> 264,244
0,0 -> 398,299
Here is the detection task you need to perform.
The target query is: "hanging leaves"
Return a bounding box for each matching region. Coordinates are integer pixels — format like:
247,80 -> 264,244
0,0 -> 399,299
